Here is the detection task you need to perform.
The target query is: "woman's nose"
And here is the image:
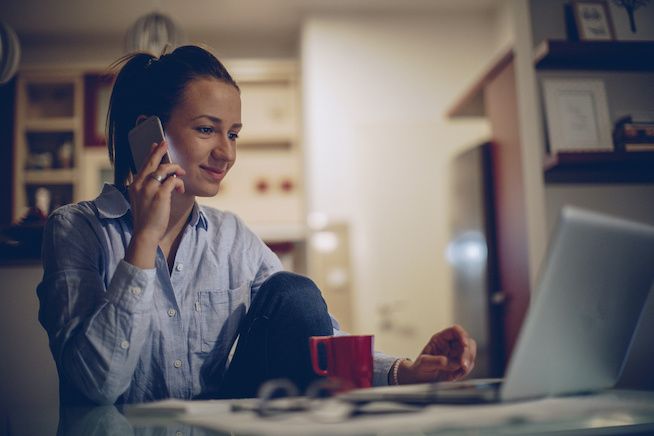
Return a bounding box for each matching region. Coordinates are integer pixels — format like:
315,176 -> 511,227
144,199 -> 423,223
211,135 -> 236,161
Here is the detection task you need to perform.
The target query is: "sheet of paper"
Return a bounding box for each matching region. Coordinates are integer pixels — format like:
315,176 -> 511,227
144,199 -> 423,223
125,398 -> 232,417
177,390 -> 654,435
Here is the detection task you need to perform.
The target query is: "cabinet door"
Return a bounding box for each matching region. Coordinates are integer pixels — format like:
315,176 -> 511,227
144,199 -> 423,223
239,81 -> 297,145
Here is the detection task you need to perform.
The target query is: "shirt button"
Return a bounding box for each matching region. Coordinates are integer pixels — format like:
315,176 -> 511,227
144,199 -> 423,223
173,359 -> 182,368
130,286 -> 142,296
120,340 -> 130,350
167,308 -> 177,317
176,263 -> 184,272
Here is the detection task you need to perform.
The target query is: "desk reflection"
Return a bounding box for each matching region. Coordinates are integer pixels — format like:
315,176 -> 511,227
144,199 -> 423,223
3,404 -> 215,436
60,405 -> 215,436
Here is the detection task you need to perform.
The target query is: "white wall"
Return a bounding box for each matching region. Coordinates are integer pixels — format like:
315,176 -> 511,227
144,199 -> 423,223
493,0 -> 515,50
301,12 -> 502,357
19,33 -> 296,69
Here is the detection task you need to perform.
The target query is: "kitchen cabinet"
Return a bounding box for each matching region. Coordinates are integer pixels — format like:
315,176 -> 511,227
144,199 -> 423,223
12,72 -> 83,222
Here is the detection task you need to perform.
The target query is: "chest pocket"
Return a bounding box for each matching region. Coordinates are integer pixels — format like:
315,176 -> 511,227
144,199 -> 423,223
196,282 -> 251,354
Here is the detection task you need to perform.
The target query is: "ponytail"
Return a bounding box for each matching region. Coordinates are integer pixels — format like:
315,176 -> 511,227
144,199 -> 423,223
106,45 -> 238,187
107,52 -> 156,187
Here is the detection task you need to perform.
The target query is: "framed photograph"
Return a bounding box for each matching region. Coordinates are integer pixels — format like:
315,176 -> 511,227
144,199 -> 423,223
80,147 -> 113,200
542,79 -> 613,154
572,0 -> 616,40
84,73 -> 115,147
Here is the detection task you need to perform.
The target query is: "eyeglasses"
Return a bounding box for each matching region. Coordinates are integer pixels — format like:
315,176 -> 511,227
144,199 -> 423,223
230,378 -> 422,423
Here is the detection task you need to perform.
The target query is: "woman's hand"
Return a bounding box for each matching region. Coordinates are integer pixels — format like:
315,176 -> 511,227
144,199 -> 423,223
125,140 -> 185,269
397,324 -> 477,385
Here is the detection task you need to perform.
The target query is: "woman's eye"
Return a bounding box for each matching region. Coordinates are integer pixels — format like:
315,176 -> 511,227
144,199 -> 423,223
196,126 -> 214,135
228,132 -> 239,141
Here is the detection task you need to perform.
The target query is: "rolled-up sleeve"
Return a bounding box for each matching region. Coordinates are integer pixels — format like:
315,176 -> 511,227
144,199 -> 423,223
37,209 -> 155,404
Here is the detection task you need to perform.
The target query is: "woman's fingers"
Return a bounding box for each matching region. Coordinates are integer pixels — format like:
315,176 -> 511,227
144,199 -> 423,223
461,338 -> 477,373
437,325 -> 470,347
143,169 -> 185,200
141,164 -> 186,193
155,163 -> 186,178
160,173 -> 185,195
135,140 -> 170,183
411,325 -> 477,384
415,355 -> 451,372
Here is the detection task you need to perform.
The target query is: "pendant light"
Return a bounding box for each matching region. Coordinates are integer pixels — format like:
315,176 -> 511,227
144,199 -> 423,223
0,21 -> 21,84
125,12 -> 183,56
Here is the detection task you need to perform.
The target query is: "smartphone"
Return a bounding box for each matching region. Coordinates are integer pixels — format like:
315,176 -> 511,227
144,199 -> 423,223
127,115 -> 172,173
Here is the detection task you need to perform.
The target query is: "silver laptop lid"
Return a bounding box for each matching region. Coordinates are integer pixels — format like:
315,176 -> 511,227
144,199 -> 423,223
501,207 -> 654,401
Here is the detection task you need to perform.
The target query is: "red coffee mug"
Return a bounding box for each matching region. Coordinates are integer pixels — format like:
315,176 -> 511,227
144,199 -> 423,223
309,335 -> 374,390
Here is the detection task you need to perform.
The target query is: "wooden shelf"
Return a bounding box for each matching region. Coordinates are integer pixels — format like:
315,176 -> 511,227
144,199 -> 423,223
24,169 -> 76,184
544,151 -> 654,184
534,40 -> 654,71
25,117 -> 78,131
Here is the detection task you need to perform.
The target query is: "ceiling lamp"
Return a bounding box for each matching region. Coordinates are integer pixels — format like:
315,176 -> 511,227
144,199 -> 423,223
125,12 -> 183,55
0,21 -> 21,84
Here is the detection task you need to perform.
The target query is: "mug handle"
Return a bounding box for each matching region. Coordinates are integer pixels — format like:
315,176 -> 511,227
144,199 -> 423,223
309,336 -> 331,376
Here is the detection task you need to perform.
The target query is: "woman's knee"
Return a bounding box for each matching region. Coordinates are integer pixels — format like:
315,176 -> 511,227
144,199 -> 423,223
260,272 -> 328,318
262,271 -> 318,296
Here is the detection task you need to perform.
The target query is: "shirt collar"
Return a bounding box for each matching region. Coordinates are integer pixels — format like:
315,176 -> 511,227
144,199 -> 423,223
190,202 -> 209,230
93,183 -> 208,230
94,183 -> 130,219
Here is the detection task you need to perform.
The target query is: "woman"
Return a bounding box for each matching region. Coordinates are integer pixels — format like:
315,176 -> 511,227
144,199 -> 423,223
37,45 -> 476,405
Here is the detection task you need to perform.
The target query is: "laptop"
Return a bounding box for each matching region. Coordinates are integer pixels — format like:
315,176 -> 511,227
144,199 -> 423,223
341,207 -> 654,404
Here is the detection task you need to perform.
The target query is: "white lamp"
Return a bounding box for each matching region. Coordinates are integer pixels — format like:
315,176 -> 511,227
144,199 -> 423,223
125,12 -> 183,56
0,21 -> 21,85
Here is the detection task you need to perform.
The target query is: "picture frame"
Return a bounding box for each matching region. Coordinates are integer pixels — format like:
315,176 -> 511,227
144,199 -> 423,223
542,79 -> 613,154
572,0 -> 616,41
80,147 -> 113,200
84,73 -> 115,147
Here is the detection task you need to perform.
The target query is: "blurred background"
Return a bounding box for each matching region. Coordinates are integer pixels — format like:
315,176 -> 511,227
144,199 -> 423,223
1,0 -> 653,425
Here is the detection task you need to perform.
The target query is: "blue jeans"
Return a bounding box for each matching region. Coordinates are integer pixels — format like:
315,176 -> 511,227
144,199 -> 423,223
214,272 -> 334,398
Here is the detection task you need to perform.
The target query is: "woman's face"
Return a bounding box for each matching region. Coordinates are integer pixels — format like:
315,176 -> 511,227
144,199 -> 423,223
164,77 -> 241,198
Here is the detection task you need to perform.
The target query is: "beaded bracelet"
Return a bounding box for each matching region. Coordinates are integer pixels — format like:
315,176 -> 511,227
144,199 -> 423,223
390,358 -> 410,385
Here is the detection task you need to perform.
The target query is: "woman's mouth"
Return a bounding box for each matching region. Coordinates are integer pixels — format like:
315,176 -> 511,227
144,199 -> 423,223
200,165 -> 227,181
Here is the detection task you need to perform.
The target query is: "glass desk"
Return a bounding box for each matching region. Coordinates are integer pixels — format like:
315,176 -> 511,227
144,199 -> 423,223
3,389 -> 654,435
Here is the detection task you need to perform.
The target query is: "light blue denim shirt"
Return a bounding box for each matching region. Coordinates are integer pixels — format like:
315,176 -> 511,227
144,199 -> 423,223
37,184 -> 396,404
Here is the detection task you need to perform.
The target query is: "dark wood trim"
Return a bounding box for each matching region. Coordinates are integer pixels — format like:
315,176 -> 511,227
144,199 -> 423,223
480,141 -> 505,377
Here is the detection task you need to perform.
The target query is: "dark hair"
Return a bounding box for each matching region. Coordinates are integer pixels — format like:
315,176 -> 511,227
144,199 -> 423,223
106,45 -> 239,187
